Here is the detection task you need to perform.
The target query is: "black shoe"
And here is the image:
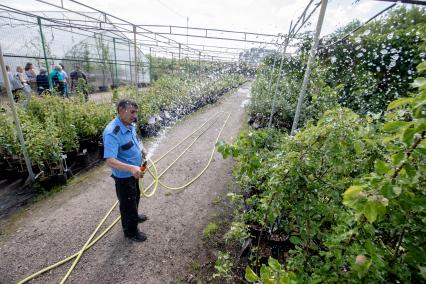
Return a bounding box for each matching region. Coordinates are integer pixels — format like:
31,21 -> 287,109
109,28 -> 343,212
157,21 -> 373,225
137,214 -> 148,223
126,231 -> 147,242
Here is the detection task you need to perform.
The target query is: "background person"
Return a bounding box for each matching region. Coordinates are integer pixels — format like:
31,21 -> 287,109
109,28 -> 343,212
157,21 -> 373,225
49,65 -> 66,96
70,65 -> 87,92
24,62 -> 37,91
58,63 -> 69,97
16,65 -> 32,98
16,65 -> 29,86
6,65 -> 23,101
36,68 -> 50,95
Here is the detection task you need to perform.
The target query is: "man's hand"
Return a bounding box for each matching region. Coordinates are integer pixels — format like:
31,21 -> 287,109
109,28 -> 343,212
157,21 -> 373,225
106,158 -> 145,179
130,165 -> 145,179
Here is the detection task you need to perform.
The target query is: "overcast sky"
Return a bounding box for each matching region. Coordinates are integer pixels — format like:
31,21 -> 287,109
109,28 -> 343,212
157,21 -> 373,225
80,0 -> 394,54
2,0 -> 395,35
93,0 -> 391,34
1,0 -> 402,58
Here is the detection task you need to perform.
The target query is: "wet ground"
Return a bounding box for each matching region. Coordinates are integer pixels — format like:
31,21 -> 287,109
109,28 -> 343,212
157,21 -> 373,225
0,82 -> 251,283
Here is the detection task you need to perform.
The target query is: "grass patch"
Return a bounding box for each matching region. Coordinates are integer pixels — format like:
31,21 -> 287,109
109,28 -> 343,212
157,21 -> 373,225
203,222 -> 219,239
212,195 -> 222,205
190,260 -> 201,274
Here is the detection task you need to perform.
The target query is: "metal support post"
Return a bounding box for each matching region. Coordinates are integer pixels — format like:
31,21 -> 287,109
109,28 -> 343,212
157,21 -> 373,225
0,45 -> 35,181
37,17 -> 53,93
198,51 -> 201,76
149,47 -> 152,81
128,39 -> 133,85
290,0 -> 328,136
171,52 -> 174,74
265,47 -> 281,127
133,25 -> 138,87
113,38 -> 118,86
268,35 -> 290,128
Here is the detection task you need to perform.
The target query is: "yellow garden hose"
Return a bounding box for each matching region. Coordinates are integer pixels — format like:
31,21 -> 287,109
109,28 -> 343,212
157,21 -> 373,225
18,111 -> 231,284
140,112 -> 231,195
138,112 -> 226,197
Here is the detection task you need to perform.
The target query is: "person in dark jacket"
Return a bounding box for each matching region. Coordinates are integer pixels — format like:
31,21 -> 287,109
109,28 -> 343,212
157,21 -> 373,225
36,68 -> 50,95
70,65 -> 87,92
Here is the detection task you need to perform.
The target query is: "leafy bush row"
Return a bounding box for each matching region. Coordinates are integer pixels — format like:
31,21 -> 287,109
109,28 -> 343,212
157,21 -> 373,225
216,62 -> 426,282
0,74 -> 244,175
118,74 -> 245,125
0,95 -> 115,171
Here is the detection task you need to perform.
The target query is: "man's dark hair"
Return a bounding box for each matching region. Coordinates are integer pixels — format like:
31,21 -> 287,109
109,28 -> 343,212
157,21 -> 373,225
117,99 -> 138,113
24,62 -> 33,71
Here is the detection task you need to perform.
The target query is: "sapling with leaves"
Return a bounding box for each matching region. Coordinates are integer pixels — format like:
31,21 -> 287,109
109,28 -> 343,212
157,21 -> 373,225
342,60 -> 426,282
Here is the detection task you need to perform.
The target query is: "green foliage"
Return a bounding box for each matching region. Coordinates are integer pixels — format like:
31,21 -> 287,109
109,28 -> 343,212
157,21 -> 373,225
203,222 -> 219,239
111,88 -> 119,103
223,221 -> 249,245
245,257 -> 297,284
341,62 -> 426,282
0,74 -> 243,177
220,109 -> 384,282
0,94 -> 115,171
18,110 -> 63,166
121,74 -> 245,125
320,6 -> 426,115
249,55 -> 304,129
213,251 -> 233,280
250,57 -> 340,130
218,61 -> 426,282
75,78 -> 90,96
0,110 -> 20,157
250,7 -> 426,130
148,55 -> 242,81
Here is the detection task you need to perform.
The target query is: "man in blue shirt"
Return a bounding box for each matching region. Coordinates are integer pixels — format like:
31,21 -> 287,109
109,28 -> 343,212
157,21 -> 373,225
103,99 -> 148,242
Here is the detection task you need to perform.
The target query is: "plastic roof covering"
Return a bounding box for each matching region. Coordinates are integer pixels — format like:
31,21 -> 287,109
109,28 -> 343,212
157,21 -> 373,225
0,10 -> 147,61
0,8 -> 150,84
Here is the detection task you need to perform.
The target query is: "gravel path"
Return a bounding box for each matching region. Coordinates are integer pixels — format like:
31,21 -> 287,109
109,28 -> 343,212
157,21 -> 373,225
0,82 -> 251,284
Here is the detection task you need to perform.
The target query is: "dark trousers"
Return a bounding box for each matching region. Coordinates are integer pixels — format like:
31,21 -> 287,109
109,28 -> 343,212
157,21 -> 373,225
113,176 -> 140,237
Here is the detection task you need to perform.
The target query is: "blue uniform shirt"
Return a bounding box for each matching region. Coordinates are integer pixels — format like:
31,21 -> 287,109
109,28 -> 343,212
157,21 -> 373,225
103,116 -> 144,178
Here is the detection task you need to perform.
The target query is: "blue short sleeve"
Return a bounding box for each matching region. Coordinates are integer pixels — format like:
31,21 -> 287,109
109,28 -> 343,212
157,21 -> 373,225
103,132 -> 119,159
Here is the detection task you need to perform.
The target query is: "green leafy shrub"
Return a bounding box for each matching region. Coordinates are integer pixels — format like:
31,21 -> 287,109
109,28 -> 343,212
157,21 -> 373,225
218,61 -> 426,282
249,7 -> 426,130
213,251 -> 233,280
340,61 -> 426,282
320,6 -> 426,115
245,257 -> 297,284
250,57 -> 340,130
0,73 -> 244,177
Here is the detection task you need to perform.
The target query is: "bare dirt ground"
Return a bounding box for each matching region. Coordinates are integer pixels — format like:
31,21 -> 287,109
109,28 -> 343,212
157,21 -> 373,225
0,82 -> 252,284
88,90 -> 113,103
